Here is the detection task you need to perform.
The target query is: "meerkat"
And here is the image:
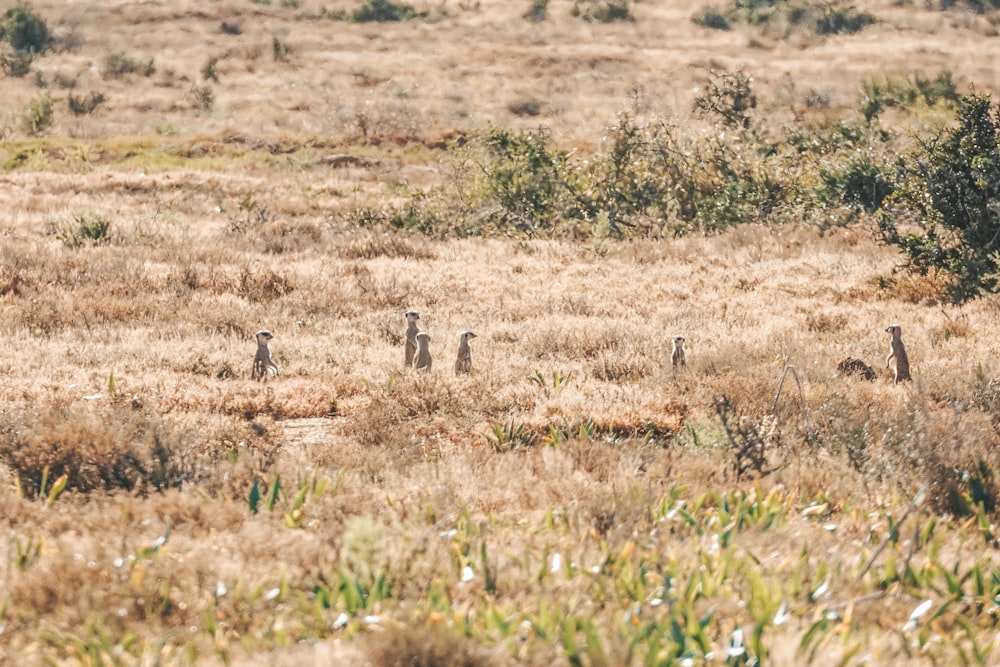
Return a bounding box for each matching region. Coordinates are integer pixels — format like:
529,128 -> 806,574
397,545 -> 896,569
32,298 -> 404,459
671,336 -> 686,367
404,310 -> 421,367
455,330 -> 477,374
885,324 -> 911,383
415,331 -> 432,371
252,330 -> 279,380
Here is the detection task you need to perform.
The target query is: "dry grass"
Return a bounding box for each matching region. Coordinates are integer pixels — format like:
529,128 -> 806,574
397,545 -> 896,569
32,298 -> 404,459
4,1 -> 1000,665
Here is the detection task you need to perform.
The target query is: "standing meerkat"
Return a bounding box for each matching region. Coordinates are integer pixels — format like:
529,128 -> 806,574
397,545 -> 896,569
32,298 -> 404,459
415,331 -> 432,371
404,310 -> 421,367
885,324 -> 911,383
671,336 -> 686,367
252,330 -> 279,380
455,331 -> 477,374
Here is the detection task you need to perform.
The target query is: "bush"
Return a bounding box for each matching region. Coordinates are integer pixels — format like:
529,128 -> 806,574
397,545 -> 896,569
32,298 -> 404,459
859,70 -> 959,122
818,149 -> 895,214
102,50 -> 155,79
352,0 -> 418,22
67,91 -> 105,116
572,0 -> 633,22
813,2 -> 875,35
693,68 -> 756,129
1,3 -> 50,53
877,94 -> 1000,301
22,92 -> 52,135
692,7 -> 731,29
0,50 -> 33,76
0,399 -> 200,496
53,211 -> 112,247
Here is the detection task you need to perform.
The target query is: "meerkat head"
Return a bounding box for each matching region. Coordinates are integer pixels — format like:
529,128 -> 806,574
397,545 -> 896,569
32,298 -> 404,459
416,331 -> 430,343
885,325 -> 901,336
460,331 -> 477,342
672,336 -> 685,347
405,310 -> 421,323
255,330 -> 274,344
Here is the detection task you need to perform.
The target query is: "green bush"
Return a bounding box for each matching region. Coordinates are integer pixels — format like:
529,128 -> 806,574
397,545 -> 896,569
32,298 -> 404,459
1,3 -> 50,53
572,0 -> 633,22
352,0 -> 418,22
878,94 -> 1000,301
818,149 -> 895,214
67,91 -> 105,116
0,50 -> 33,76
54,211 -> 112,248
693,68 -> 756,129
102,51 -> 155,79
22,92 -> 52,135
692,7 -> 731,29
813,2 -> 875,34
859,70 -> 958,122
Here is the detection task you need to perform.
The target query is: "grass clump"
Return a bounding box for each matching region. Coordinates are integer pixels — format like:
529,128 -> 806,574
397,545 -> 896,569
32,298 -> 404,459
21,92 -> 52,135
0,398 -> 200,496
102,50 -> 155,79
52,210 -> 112,247
66,91 -> 105,116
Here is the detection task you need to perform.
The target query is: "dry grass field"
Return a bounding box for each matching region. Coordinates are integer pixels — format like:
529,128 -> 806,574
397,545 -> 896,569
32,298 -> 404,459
4,0 -> 1000,665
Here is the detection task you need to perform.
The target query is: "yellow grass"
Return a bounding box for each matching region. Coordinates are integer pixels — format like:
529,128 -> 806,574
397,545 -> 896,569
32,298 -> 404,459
3,1 -> 1000,665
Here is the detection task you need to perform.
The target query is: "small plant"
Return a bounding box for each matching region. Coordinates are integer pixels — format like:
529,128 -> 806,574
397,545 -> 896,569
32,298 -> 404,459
715,397 -> 777,480
102,50 -> 155,79
352,0 -> 418,22
66,91 -> 105,116
692,6 -> 731,29
271,35 -> 290,61
0,50 -> 33,76
486,420 -> 536,452
53,210 -> 112,247
21,92 -> 52,135
693,67 -> 756,129
189,83 -> 214,112
201,56 -> 219,82
813,1 -> 876,35
219,19 -> 243,34
524,0 -> 548,21
572,0 -> 633,22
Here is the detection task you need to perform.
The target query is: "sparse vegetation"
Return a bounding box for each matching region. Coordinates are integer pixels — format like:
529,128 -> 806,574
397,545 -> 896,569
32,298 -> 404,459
351,0 -> 418,22
3,2 -> 1000,666
101,50 -> 154,79
66,90 -> 105,115
21,91 -> 52,134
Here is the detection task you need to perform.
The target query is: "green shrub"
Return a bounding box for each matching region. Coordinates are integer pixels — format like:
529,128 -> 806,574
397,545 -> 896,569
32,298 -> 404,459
572,0 -> 633,22
813,2 -> 875,34
692,7 -> 731,29
53,211 -> 112,248
67,91 -> 105,116
352,0 -> 418,22
102,51 -> 155,79
693,68 -> 756,129
877,94 -> 1000,301
22,92 -> 52,135
0,50 -> 33,76
1,3 -> 50,53
524,0 -> 548,21
859,70 -> 958,122
818,149 -> 895,214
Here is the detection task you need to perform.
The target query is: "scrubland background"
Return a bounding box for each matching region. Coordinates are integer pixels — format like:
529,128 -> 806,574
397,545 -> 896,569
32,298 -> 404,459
3,0 -> 1000,665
